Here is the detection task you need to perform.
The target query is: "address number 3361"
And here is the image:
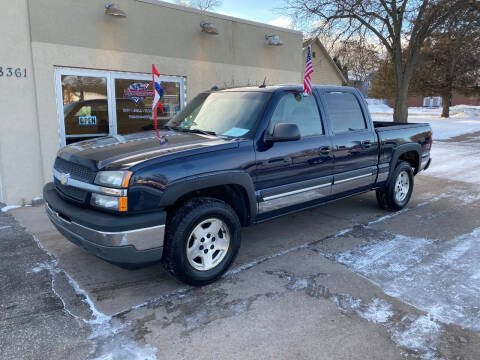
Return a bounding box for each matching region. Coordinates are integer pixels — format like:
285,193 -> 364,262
0,67 -> 27,78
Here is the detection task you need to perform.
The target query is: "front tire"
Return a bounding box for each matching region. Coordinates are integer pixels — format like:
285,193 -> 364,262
162,198 -> 241,286
376,161 -> 414,211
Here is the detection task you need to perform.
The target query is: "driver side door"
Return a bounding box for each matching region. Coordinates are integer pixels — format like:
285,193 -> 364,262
254,91 -> 334,215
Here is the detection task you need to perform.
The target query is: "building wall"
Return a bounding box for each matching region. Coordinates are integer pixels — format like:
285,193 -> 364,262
452,93 -> 480,106
397,93 -> 480,108
304,42 -> 344,86
0,0 -> 45,205
0,0 -> 302,204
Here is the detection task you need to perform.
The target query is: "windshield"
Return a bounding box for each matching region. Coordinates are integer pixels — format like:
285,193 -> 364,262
166,91 -> 271,138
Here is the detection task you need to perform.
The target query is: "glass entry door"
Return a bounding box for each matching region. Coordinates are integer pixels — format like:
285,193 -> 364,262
56,69 -> 112,145
55,68 -> 185,146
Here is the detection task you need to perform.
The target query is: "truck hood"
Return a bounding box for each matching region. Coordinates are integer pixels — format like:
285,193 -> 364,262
57,131 -> 239,170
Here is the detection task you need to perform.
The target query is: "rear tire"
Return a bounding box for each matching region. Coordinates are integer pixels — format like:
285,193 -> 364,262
162,197 -> 241,286
376,161 -> 414,211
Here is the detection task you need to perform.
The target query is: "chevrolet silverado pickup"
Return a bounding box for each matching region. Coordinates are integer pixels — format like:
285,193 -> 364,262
44,85 -> 432,285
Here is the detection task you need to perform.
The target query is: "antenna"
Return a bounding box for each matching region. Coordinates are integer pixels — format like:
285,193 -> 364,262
259,77 -> 267,88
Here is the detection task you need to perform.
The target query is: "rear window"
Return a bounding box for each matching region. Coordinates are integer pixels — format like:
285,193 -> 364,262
325,92 -> 367,133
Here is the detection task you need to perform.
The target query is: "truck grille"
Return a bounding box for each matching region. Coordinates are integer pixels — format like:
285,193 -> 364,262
53,158 -> 96,205
54,157 -> 96,183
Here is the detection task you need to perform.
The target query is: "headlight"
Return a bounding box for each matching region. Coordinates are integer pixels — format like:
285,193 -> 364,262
91,193 -> 128,212
95,171 -> 132,188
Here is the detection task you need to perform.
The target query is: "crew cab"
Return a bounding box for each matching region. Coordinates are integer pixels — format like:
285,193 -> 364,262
43,85 -> 432,285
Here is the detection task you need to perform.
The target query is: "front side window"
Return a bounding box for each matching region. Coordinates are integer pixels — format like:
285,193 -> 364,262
269,92 -> 323,137
325,92 -> 367,133
167,92 -> 271,138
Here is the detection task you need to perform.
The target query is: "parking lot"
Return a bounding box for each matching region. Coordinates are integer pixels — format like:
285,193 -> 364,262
2,128 -> 480,360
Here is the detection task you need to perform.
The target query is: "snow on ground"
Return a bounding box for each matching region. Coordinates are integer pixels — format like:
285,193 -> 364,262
369,101 -> 480,183
30,234 -> 158,360
427,141 -> 480,184
366,98 -> 393,113
336,227 -> 480,332
368,100 -> 480,140
1,205 -> 22,212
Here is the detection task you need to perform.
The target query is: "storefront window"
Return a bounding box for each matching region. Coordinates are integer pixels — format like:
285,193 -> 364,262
61,75 -> 109,144
115,78 -> 182,134
55,68 -> 185,146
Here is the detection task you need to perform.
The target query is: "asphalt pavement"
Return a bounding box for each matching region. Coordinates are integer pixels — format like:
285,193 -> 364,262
2,141 -> 480,359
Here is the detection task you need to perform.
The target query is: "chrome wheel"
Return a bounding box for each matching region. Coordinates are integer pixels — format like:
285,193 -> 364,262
394,170 -> 410,203
186,218 -> 230,271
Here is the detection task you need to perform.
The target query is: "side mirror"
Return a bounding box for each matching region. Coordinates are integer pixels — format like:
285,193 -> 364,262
265,123 -> 301,143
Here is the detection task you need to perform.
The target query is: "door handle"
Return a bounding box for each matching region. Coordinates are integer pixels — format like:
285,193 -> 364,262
361,141 -> 373,149
319,146 -> 332,155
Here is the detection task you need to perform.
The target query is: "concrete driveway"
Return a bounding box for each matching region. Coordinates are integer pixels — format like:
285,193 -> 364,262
2,137 -> 480,359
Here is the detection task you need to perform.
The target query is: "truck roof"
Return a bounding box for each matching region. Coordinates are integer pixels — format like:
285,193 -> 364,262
217,84 -> 351,93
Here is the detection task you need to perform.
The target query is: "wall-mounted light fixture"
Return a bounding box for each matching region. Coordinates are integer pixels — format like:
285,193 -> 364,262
265,34 -> 283,46
200,21 -> 219,35
105,2 -> 127,18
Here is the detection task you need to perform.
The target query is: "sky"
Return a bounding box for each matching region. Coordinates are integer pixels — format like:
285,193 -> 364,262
163,0 -> 295,29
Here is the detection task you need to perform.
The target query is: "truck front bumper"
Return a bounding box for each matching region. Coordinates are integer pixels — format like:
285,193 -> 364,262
43,182 -> 166,266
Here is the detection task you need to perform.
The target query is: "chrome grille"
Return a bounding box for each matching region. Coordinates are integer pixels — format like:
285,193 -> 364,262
54,178 -> 88,203
54,157 -> 96,183
53,157 -> 96,205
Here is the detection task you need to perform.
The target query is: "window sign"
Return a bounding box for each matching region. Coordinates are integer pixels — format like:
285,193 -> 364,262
78,116 -> 97,126
55,68 -> 185,146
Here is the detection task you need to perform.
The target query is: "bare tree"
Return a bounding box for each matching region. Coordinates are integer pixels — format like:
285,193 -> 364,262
334,39 -> 381,84
175,0 -> 222,11
283,0 -> 476,123
411,8 -> 480,117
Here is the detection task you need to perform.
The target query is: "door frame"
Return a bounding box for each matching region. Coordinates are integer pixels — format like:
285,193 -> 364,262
54,67 -> 186,147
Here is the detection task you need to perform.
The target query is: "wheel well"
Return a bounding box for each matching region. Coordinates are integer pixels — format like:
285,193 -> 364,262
398,151 -> 419,174
168,185 -> 251,226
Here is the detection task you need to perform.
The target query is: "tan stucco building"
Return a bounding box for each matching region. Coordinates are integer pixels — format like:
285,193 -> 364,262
0,0 -> 341,205
303,38 -> 347,87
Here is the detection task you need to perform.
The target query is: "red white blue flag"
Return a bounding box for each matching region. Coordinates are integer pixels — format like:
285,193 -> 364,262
303,45 -> 314,95
152,64 -> 167,144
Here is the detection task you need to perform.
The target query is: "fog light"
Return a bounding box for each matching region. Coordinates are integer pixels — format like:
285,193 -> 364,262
91,193 -> 128,212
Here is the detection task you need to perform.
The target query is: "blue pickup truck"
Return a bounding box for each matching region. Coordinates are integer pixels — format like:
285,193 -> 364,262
44,85 -> 432,285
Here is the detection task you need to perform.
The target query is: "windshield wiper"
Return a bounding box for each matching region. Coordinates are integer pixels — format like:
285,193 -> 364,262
180,128 -> 217,136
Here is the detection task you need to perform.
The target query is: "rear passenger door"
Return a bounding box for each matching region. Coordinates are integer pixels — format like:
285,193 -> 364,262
320,90 -> 378,195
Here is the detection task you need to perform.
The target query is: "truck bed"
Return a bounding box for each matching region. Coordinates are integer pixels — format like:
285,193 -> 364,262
373,121 -> 430,131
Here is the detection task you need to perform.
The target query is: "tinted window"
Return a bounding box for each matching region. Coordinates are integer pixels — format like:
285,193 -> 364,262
269,93 -> 323,137
325,92 -> 366,133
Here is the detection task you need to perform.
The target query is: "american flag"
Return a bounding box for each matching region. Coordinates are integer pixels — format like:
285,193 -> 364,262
303,45 -> 314,95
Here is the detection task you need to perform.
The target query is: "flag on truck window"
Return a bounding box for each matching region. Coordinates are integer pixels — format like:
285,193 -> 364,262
303,45 -> 313,95
152,64 -> 167,144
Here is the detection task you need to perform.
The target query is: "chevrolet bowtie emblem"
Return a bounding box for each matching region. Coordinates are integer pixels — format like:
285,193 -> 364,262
59,172 -> 70,185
